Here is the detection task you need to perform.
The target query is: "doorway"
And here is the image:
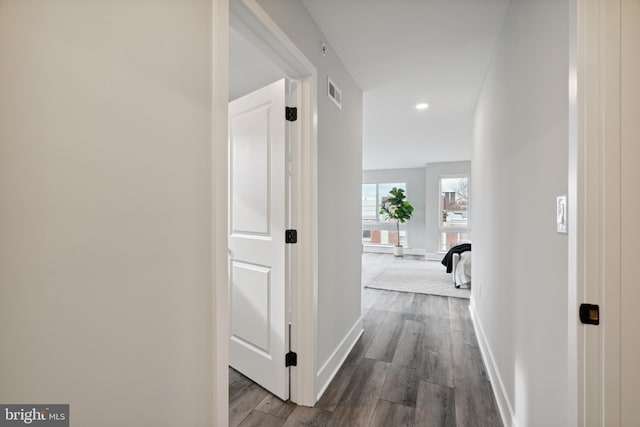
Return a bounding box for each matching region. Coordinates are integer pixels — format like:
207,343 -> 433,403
225,0 -> 319,412
228,78 -> 292,400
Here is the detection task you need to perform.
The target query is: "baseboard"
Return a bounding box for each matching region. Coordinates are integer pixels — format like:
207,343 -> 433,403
468,301 -> 519,427
314,317 -> 363,402
363,245 -> 426,256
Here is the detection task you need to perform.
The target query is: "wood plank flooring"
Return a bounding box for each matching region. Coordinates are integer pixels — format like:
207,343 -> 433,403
229,254 -> 501,426
230,292 -> 501,426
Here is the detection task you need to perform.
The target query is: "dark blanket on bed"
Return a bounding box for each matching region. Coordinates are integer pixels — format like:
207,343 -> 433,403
441,243 -> 472,273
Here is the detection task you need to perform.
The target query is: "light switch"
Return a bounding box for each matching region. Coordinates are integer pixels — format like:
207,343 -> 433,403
557,195 -> 567,233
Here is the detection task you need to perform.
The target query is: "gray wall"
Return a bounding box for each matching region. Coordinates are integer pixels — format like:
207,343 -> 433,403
472,0 -> 569,425
0,1 -> 216,426
363,168 -> 426,251
256,0 -> 363,398
425,161 -> 471,256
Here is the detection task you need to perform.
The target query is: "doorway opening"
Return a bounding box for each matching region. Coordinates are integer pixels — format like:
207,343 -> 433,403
224,0 -> 319,421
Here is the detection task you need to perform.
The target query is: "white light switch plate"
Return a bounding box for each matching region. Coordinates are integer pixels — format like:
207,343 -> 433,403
557,195 -> 567,233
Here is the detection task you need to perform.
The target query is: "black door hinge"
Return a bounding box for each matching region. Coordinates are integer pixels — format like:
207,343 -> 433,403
285,351 -> 297,367
285,229 -> 297,244
579,303 -> 599,325
286,106 -> 297,122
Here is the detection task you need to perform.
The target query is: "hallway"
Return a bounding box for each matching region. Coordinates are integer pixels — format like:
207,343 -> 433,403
229,287 -> 501,426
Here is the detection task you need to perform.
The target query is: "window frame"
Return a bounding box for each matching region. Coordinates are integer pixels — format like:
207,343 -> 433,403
361,183 -> 378,222
438,174 -> 470,251
362,182 -> 409,248
362,182 -> 408,224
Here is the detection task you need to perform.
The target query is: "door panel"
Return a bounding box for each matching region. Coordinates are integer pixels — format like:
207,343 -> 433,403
228,79 -> 288,400
230,261 -> 271,354
230,105 -> 271,235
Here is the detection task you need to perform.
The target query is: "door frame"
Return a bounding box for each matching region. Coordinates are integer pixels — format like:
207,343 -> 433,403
570,0 -> 623,425
212,1 -> 229,426
216,0 -> 319,417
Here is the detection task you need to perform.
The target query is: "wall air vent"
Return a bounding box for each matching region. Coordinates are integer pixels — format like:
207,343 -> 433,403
327,77 -> 342,110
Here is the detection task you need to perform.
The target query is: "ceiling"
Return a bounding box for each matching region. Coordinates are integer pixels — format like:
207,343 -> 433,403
302,0 -> 510,170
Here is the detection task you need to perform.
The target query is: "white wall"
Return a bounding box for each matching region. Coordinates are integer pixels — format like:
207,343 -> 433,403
229,26 -> 283,101
0,2 -> 218,426
471,1 -> 570,426
620,3 -> 640,423
363,168 -> 426,252
425,161 -> 471,256
620,2 -> 640,422
255,0 -> 363,399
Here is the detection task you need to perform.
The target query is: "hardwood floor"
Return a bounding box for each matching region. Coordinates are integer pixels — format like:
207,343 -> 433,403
229,288 -> 502,426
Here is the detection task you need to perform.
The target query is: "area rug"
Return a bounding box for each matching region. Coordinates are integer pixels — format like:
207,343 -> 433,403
366,257 -> 471,299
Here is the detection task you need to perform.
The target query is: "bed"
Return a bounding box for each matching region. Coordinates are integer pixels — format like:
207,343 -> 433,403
441,242 -> 471,288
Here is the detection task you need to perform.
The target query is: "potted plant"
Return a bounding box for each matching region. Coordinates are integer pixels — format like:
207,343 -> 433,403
379,187 -> 414,256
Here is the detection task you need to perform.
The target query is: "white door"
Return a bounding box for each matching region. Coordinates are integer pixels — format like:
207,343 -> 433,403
228,79 -> 290,400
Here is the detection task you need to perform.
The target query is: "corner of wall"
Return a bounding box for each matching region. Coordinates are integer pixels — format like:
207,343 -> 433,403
314,317 -> 363,402
469,300 -> 518,427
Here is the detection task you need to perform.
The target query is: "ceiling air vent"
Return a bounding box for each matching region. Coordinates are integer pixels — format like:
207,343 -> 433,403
328,77 -> 342,110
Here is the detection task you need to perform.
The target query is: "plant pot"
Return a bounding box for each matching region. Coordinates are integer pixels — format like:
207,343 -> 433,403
393,246 -> 404,257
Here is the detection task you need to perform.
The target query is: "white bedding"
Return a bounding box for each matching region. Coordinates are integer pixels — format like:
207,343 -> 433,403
454,251 -> 471,288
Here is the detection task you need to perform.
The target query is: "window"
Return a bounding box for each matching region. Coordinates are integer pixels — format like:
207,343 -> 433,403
439,176 -> 469,251
362,184 -> 377,221
362,229 -> 407,247
439,232 -> 469,252
362,182 -> 408,247
362,182 -> 406,223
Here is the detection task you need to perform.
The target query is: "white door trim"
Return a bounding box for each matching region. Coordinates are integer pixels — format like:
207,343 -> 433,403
570,0 -> 623,425
228,0 -> 318,408
212,1 -> 230,426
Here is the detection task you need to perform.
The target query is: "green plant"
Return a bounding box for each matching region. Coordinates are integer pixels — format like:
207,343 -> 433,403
379,187 -> 414,247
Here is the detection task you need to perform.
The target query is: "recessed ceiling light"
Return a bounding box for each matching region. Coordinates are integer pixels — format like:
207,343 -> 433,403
415,103 -> 429,111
